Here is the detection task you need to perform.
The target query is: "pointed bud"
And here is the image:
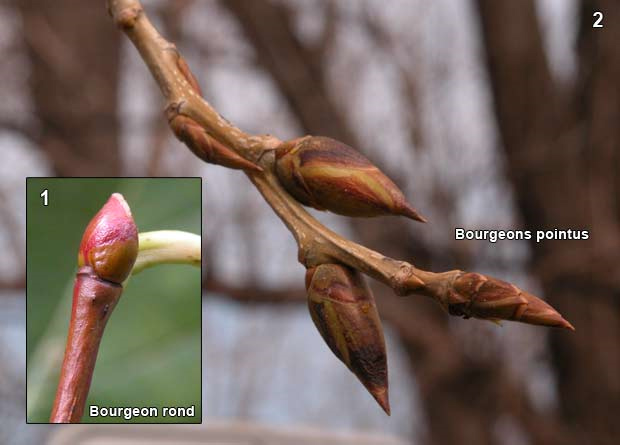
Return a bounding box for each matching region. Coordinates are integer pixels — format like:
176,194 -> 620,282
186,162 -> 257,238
169,114 -> 263,172
78,193 -> 138,284
446,272 -> 575,330
306,264 -> 390,415
275,136 -> 426,222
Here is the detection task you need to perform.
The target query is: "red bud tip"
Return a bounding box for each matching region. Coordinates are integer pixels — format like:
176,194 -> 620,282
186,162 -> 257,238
372,387 -> 391,416
78,193 -> 138,284
518,292 -> 576,330
400,203 -> 427,223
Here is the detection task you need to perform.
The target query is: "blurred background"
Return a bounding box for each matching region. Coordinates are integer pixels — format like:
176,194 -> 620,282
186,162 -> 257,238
25,178 -> 202,424
0,0 -> 618,444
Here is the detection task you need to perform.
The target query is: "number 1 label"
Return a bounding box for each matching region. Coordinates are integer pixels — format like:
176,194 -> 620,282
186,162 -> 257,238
40,189 -> 49,206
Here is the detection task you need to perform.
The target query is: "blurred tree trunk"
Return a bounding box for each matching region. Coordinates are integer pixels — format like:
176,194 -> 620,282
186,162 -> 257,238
477,1 -> 620,444
19,0 -> 121,176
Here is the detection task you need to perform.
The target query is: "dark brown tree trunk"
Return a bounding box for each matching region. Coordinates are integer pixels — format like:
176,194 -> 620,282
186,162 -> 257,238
19,0 -> 121,176
477,1 -> 620,444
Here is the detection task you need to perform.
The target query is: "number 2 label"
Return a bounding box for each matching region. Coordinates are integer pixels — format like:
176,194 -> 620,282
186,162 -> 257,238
593,12 -> 603,28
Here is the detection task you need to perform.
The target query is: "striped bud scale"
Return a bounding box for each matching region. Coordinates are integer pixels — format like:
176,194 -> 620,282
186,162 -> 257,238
306,264 -> 390,415
78,193 -> 138,284
275,136 -> 426,222
169,115 -> 263,172
51,194 -> 138,422
448,272 -> 575,330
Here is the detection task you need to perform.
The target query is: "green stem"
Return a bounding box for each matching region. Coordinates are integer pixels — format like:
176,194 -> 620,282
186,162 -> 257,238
131,230 -> 201,276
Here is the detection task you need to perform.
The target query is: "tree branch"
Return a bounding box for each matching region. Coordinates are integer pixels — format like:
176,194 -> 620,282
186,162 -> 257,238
106,0 -> 573,330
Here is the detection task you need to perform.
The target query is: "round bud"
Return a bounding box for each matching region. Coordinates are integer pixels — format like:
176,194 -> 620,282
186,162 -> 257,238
78,193 -> 138,284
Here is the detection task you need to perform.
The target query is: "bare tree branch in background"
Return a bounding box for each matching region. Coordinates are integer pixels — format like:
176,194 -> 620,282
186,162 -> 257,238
18,0 -> 121,176
361,5 -> 426,152
0,119 -> 37,143
477,1 -> 620,444
222,0 -> 355,145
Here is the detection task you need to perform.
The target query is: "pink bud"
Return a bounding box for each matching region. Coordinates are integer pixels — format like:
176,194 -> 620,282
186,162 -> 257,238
78,193 -> 138,283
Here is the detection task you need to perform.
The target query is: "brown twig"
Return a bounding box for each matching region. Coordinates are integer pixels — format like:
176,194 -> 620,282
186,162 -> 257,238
106,0 -> 573,330
49,267 -> 124,422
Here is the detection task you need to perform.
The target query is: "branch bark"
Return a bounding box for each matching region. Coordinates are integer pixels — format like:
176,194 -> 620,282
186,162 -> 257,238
50,267 -> 124,422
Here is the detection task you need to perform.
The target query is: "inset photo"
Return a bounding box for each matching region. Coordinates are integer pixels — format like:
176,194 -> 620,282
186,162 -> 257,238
26,178 -> 202,424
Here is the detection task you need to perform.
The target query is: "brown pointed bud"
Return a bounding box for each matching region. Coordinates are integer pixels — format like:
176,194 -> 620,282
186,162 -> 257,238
445,272 -> 575,330
78,193 -> 138,284
306,264 -> 390,415
169,114 -> 263,172
275,136 -> 426,222
51,194 -> 138,423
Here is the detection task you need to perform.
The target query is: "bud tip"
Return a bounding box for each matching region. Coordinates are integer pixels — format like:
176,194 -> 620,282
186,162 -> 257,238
371,388 -> 391,416
401,203 -> 427,223
110,193 -> 132,217
555,315 -> 575,331
519,295 -> 575,331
